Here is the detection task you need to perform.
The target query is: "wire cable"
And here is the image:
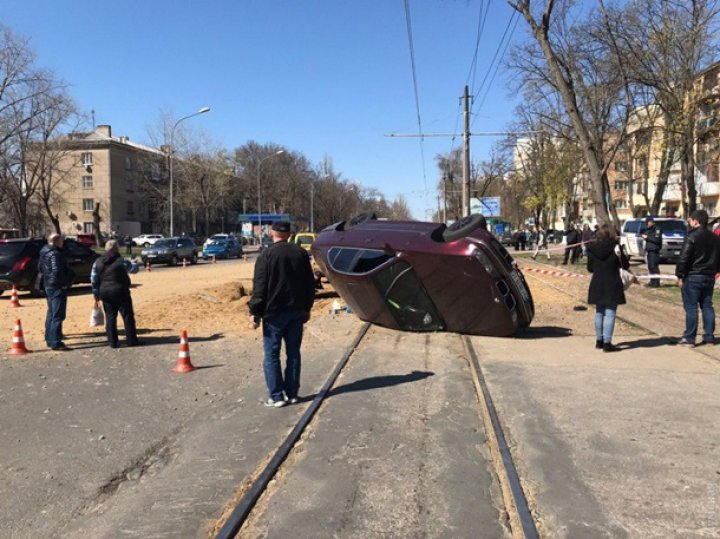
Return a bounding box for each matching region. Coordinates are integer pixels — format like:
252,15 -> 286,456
470,9 -> 519,125
402,0 -> 429,214
474,11 -> 519,119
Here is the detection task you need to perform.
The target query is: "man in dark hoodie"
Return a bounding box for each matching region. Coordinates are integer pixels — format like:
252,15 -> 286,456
38,234 -> 75,351
91,239 -> 142,348
675,209 -> 720,347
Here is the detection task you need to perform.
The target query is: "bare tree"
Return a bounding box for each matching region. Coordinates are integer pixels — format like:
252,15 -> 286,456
598,0 -> 720,216
0,26 -> 77,234
507,0 -> 634,227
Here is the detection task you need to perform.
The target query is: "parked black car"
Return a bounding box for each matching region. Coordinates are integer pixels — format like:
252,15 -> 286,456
0,237 -> 99,296
140,236 -> 199,266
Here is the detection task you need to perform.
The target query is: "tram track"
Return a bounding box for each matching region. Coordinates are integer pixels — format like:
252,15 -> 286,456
213,324 -> 540,539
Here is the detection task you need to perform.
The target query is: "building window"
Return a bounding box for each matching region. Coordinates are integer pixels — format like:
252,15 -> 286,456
82,198 -> 94,212
126,177 -> 134,191
615,199 -> 628,209
127,201 -> 134,215
83,222 -> 94,233
708,163 -> 719,183
615,161 -> 627,172
81,152 -> 93,166
614,181 -> 628,190
138,201 -> 146,215
82,175 -> 93,189
125,156 -> 133,170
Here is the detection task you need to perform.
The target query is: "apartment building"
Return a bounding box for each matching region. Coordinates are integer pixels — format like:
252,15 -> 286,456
695,61 -> 720,216
52,125 -> 166,238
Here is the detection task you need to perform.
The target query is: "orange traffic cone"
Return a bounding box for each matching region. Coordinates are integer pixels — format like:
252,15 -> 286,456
172,330 -> 195,373
8,319 -> 29,355
182,258 -> 188,269
9,286 -> 21,308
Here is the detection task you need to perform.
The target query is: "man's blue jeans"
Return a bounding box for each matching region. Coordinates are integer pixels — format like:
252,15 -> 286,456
262,311 -> 306,401
44,287 -> 67,348
595,304 -> 617,343
681,274 -> 716,343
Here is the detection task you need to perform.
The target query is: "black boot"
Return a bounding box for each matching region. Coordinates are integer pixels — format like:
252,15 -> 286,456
595,340 -> 603,349
603,342 -> 618,352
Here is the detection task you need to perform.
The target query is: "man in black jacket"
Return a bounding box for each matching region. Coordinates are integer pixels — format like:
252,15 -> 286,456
38,234 -> 75,351
642,216 -> 662,287
562,223 -> 580,265
675,209 -> 720,346
92,240 -> 141,348
249,221 -> 315,408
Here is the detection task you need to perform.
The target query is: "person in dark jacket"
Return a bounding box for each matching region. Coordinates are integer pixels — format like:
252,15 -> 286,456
675,209 -> 720,346
38,234 -> 75,351
587,224 -> 630,352
249,221 -> 315,408
91,240 -> 141,348
641,216 -> 662,287
562,223 -> 580,265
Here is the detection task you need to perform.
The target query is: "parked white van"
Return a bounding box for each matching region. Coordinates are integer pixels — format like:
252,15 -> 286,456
620,217 -> 687,262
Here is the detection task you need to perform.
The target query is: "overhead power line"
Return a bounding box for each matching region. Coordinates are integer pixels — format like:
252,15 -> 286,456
402,0 -> 428,201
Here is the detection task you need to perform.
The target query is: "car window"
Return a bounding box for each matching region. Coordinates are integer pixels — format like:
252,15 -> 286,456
182,239 -> 193,247
64,240 -> 91,257
372,261 -> 443,331
155,239 -> 173,248
622,220 -> 640,234
0,242 -> 28,258
297,235 -> 314,246
656,221 -> 687,234
328,247 -> 392,274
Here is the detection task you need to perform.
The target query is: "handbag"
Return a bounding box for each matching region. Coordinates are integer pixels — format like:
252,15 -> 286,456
90,301 -> 105,327
615,245 -> 637,291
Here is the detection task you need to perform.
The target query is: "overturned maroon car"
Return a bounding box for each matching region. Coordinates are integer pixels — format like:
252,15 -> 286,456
311,213 -> 534,337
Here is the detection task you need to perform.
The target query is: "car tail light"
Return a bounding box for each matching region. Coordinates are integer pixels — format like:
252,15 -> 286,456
12,256 -> 31,272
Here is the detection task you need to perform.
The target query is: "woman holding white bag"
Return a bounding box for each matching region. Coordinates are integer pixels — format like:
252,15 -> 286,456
90,240 -> 143,348
586,224 -> 631,353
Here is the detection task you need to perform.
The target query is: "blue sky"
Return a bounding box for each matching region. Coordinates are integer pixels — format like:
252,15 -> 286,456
3,0 -> 524,220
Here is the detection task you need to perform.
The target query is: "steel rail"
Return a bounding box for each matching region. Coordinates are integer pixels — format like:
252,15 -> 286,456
462,336 -> 539,539
215,322 -> 371,539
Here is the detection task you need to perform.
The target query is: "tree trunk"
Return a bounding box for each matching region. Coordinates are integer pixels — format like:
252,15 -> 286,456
515,4 -> 612,226
92,203 -> 104,248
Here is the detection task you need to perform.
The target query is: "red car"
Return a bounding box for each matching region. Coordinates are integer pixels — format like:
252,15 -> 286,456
311,213 -> 534,337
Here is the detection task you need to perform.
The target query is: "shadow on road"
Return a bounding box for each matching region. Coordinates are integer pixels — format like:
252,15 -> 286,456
515,326 -> 573,339
615,336 -> 677,349
326,370 -> 435,397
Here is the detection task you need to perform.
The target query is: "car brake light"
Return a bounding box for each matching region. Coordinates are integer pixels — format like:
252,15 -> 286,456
12,256 -> 31,272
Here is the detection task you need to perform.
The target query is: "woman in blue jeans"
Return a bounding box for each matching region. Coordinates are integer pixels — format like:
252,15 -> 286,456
586,224 -> 630,352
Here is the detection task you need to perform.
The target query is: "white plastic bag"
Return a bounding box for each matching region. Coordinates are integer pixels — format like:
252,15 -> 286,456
90,303 -> 104,327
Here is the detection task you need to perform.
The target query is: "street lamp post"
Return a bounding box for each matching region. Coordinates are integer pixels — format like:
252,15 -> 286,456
168,106 -> 210,237
256,150 -> 285,242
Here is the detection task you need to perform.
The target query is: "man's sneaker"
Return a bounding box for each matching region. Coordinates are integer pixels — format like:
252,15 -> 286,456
288,397 -> 300,404
265,398 -> 287,408
676,338 -> 696,347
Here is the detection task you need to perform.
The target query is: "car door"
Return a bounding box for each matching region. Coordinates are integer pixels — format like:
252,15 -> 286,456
63,239 -> 96,283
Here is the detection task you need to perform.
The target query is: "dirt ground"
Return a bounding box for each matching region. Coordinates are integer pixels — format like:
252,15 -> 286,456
0,258 -> 339,351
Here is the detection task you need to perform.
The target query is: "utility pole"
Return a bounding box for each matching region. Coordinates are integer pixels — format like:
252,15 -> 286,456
462,85 -> 472,217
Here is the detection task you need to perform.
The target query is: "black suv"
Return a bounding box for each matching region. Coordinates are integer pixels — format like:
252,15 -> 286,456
0,238 -> 100,295
140,236 -> 199,266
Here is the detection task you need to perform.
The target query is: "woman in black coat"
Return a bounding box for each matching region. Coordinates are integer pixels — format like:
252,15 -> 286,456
586,224 -> 630,352
92,240 -> 142,348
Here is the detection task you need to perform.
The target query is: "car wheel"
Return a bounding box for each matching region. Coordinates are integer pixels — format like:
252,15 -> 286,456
442,214 -> 487,242
346,212 -> 376,230
144,242 -> 150,248
191,253 -> 198,265
170,255 -> 178,266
